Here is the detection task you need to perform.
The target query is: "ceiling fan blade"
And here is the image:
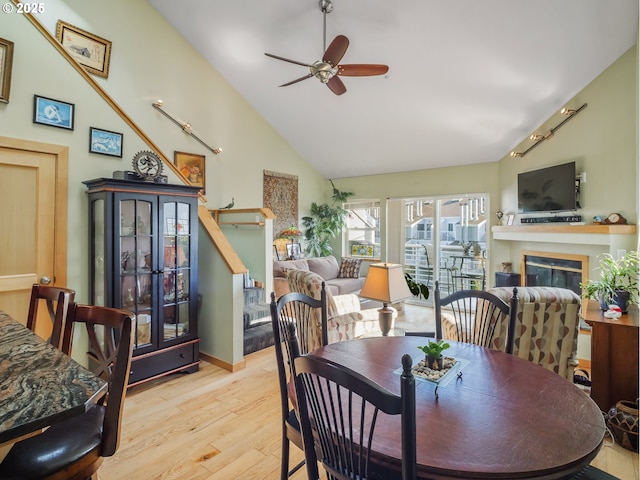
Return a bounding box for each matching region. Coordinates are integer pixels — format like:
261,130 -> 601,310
326,76 -> 347,96
323,35 -> 349,66
338,64 -> 389,77
279,74 -> 313,87
265,52 -> 312,68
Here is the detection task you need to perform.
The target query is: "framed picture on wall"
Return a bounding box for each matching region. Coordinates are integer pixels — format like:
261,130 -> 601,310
33,95 -> 75,130
56,20 -> 112,78
175,151 -> 206,195
89,127 -> 123,157
0,37 -> 14,103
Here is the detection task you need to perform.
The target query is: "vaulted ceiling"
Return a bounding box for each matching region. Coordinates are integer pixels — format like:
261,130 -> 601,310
148,0 -> 638,179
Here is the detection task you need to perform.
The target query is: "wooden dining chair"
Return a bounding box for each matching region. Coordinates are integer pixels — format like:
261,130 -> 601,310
287,324 -> 416,480
0,303 -> 134,480
26,284 -> 75,351
270,287 -> 329,480
435,281 -> 518,353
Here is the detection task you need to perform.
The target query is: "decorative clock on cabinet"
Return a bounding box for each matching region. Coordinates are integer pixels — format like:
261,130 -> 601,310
84,177 -> 201,387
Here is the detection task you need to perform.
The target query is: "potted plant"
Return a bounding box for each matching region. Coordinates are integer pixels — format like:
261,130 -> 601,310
581,250 -> 639,312
404,272 -> 429,300
302,180 -> 354,258
417,339 -> 450,371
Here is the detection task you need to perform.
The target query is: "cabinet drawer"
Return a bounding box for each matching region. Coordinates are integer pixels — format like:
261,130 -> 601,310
129,340 -> 199,386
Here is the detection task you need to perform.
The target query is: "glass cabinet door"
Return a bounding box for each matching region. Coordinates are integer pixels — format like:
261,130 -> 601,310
92,198 -> 106,307
119,198 -> 154,350
161,199 -> 193,343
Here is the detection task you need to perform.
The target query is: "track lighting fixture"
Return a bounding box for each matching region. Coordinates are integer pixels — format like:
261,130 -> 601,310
510,103 -> 587,158
152,100 -> 222,155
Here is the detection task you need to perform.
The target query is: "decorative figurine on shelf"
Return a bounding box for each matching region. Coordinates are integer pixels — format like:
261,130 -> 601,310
220,197 -> 235,210
496,209 -> 504,226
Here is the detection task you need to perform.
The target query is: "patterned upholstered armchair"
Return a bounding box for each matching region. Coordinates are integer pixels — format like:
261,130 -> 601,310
487,286 -> 581,381
286,269 -> 384,350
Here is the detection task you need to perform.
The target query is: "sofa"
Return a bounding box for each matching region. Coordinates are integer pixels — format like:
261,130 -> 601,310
272,255 -> 365,298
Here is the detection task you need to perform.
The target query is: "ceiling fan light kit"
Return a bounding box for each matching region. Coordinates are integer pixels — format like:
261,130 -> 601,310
264,0 -> 388,95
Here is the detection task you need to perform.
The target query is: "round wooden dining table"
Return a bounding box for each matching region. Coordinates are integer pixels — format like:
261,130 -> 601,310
311,336 -> 605,480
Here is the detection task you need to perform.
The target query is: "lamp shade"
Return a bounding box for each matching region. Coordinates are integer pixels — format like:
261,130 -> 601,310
359,263 -> 412,304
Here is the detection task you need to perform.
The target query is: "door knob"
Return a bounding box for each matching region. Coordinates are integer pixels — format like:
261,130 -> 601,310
40,276 -> 51,285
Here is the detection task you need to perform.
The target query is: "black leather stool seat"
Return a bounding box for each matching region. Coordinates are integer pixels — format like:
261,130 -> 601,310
0,405 -> 104,480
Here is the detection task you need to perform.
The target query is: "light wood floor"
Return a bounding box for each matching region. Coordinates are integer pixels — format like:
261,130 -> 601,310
100,309 -> 639,480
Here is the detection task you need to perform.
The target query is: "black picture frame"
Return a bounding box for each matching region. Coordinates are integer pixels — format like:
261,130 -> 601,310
33,95 -> 74,130
89,127 -> 123,157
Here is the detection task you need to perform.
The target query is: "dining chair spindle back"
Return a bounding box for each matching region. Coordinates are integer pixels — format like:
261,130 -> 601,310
435,281 -> 518,353
291,331 -> 417,480
270,287 -> 329,480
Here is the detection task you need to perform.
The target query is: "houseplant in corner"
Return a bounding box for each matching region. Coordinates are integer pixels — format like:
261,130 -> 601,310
417,339 -> 450,371
581,250 -> 639,313
302,180 -> 354,258
404,272 -> 429,301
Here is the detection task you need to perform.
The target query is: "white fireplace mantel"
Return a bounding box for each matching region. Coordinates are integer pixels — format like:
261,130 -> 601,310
491,224 -> 637,246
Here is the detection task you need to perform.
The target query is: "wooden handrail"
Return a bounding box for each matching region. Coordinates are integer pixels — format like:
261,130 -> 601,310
19,5 -> 252,276
17,2 -> 207,203
198,206 -> 246,274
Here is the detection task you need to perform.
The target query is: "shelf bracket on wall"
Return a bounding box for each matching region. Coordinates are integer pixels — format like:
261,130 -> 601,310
152,100 -> 222,155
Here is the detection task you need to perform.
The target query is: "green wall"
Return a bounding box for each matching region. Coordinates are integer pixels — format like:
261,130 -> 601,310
334,45 -> 638,282
0,0 -> 328,364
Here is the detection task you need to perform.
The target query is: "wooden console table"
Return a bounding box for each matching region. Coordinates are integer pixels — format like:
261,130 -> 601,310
582,300 -> 639,412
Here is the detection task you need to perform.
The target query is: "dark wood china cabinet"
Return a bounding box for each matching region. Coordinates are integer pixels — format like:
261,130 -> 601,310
84,178 -> 200,386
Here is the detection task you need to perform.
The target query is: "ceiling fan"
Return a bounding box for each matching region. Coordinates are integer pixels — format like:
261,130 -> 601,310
264,0 -> 389,96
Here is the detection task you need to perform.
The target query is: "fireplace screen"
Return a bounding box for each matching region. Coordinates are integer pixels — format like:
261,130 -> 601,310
524,255 -> 582,296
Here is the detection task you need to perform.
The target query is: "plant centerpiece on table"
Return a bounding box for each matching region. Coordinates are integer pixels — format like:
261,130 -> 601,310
302,180 -> 354,258
417,339 -> 450,371
581,250 -> 639,313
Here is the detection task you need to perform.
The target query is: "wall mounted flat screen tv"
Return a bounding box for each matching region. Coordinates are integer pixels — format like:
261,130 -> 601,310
518,161 -> 576,213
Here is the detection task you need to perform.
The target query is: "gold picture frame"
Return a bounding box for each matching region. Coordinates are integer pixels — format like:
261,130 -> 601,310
175,151 -> 206,195
56,20 -> 112,78
0,37 -> 14,103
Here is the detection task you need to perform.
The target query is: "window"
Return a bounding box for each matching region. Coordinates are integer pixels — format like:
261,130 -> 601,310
344,200 -> 380,259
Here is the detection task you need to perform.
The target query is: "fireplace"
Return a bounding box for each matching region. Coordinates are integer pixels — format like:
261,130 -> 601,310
520,251 -> 589,296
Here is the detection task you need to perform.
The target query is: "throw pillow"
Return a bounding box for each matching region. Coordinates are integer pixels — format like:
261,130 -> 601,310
338,257 -> 362,279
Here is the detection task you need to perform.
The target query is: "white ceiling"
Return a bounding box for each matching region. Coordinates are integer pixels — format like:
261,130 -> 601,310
148,0 -> 638,179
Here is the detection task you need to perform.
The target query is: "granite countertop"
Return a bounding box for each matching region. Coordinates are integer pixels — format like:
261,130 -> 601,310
0,311 -> 107,443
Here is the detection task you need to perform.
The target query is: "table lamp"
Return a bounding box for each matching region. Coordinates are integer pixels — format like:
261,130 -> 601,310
359,263 -> 412,336
281,226 -> 302,259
